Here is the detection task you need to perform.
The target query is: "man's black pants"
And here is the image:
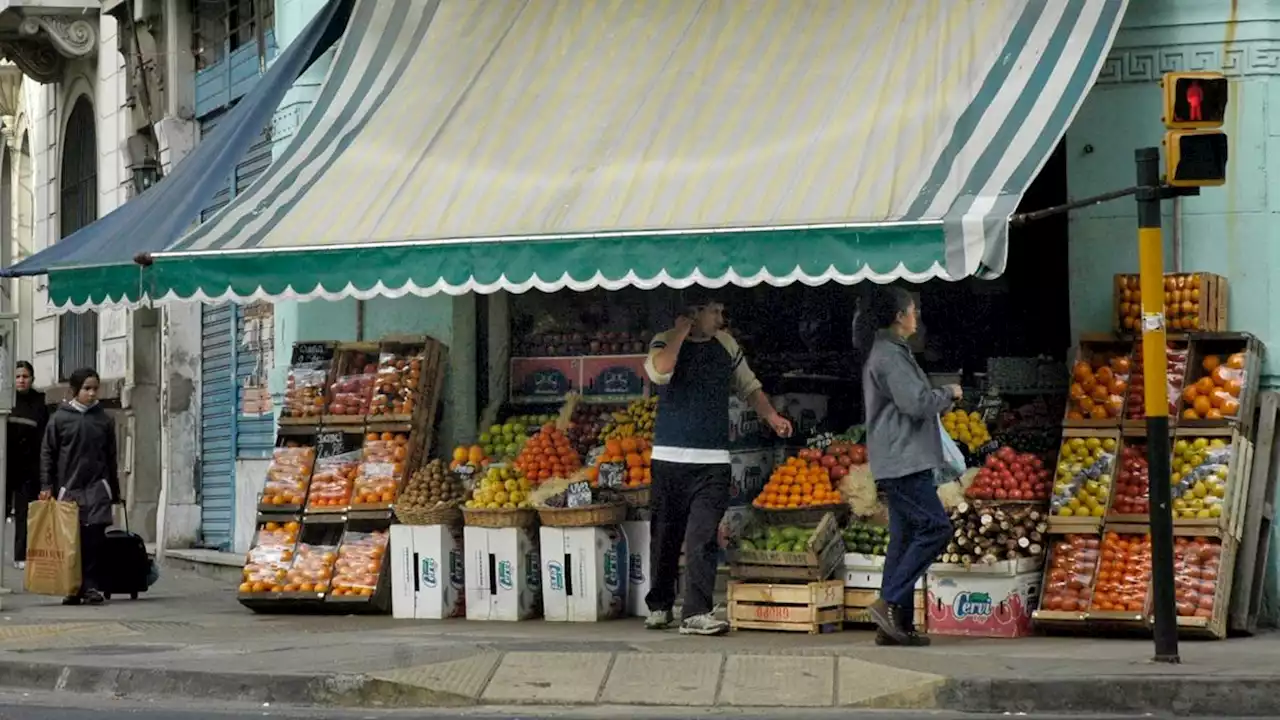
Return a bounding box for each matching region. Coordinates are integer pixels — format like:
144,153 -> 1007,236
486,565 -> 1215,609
645,459 -> 730,619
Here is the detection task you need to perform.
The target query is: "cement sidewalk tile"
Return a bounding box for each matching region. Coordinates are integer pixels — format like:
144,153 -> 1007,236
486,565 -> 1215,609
836,656 -> 946,707
370,651 -> 501,699
719,655 -> 834,707
481,651 -> 611,704
600,652 -> 721,706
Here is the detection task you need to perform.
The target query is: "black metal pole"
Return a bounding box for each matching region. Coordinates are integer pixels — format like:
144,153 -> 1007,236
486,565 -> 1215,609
1135,146 -> 1180,663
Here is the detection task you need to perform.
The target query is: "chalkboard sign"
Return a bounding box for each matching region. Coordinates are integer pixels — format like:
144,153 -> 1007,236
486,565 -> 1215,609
315,430 -> 357,459
292,342 -> 333,366
597,462 -> 626,489
566,480 -> 594,508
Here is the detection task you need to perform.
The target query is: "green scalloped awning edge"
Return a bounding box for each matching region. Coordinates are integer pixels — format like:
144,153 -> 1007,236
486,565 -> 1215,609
48,223 -> 949,309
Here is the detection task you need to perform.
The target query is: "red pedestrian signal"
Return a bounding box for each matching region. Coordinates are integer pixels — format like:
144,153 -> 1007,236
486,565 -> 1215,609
1163,72 -> 1228,129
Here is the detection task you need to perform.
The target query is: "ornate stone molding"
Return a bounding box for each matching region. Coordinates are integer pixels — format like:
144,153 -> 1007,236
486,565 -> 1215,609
0,61 -> 20,117
18,16 -> 96,59
1097,41 -> 1280,84
0,39 -> 63,83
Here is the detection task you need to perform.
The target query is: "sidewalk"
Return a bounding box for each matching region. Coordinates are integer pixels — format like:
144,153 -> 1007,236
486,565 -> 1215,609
0,569 -> 1276,715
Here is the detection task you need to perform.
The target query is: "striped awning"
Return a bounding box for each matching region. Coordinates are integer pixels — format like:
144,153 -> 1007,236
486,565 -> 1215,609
50,0 -> 1127,309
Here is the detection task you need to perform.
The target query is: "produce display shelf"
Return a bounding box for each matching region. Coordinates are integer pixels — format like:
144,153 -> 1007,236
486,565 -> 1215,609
276,423 -> 320,435
367,413 -> 413,424
365,420 -> 412,433
326,594 -> 374,604
727,579 -> 844,634
257,503 -> 304,515
321,414 -> 367,426
302,510 -> 348,523
1032,609 -> 1087,624
1046,517 -> 1104,535
1177,333 -> 1264,437
278,416 -> 322,427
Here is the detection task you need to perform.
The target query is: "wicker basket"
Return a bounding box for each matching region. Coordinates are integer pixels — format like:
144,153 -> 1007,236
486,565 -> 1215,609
462,506 -> 538,528
619,485 -> 651,507
395,502 -> 463,526
537,502 -> 628,528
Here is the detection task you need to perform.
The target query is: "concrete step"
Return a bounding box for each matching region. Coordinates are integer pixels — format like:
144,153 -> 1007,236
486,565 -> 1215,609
160,549 -> 243,583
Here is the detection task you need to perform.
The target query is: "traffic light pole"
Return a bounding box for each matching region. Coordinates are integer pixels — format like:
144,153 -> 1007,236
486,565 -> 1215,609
1135,147 -> 1180,664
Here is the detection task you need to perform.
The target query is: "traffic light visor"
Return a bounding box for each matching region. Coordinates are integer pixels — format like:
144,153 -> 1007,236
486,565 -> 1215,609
1171,77 -> 1228,125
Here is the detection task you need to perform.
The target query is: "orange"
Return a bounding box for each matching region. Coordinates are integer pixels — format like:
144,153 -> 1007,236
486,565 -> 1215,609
1227,352 -> 1246,370
1182,408 -> 1200,420
1195,377 -> 1215,395
1210,366 -> 1232,387
1221,398 -> 1241,416
1192,396 -> 1212,416
1181,386 -> 1198,404
620,437 -> 639,454
1090,405 -> 1109,420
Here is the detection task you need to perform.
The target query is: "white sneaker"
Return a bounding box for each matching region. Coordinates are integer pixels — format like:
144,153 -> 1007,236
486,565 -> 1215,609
679,612 -> 729,636
644,609 -> 674,630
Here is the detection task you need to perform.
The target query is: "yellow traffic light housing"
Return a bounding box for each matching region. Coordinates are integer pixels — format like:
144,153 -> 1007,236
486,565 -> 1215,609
1162,72 -> 1229,129
1162,72 -> 1229,186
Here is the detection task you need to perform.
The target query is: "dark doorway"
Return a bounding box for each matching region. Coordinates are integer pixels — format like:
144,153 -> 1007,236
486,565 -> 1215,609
58,96 -> 99,380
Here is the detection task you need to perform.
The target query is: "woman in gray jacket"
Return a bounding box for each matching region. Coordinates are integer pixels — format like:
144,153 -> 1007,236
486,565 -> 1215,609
862,288 -> 961,646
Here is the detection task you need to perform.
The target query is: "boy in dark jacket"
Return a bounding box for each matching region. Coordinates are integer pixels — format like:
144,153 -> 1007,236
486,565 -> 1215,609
39,368 -> 120,605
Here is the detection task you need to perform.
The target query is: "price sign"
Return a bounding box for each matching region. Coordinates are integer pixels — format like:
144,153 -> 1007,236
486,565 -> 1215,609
453,463 -> 478,490
597,462 -> 626,489
315,431 -> 350,459
566,481 -> 594,508
292,342 -> 332,365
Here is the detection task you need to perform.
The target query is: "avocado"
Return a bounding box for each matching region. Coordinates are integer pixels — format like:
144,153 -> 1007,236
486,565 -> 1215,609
739,539 -> 757,551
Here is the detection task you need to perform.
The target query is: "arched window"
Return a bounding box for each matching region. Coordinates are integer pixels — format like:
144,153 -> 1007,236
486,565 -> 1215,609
58,96 -> 98,380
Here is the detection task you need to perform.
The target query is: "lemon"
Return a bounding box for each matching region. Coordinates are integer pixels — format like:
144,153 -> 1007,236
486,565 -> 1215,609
1209,505 -> 1222,518
1102,438 -> 1117,452
1091,506 -> 1105,517
1074,506 -> 1092,517
1058,507 -> 1074,516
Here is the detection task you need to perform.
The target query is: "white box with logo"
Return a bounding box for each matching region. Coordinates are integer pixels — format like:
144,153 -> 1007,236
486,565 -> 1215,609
620,521 -> 652,617
539,525 -> 628,622
390,524 -> 466,620
463,526 -> 542,621
729,449 -> 775,506
925,567 -> 1039,638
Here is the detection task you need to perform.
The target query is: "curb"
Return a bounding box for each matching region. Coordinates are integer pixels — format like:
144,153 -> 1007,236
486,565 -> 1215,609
0,660 -> 475,708
2,657 -> 1280,715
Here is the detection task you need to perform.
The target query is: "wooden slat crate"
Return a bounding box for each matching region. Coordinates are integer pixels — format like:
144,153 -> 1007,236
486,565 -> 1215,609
728,513 -> 843,582
1168,429 -> 1253,540
1179,333 -> 1264,438
322,341 -> 381,426
1063,336 -> 1132,428
843,587 -> 925,629
727,579 -> 843,634
1114,272 -> 1227,335
1230,391 -> 1280,634
1047,428 -> 1119,534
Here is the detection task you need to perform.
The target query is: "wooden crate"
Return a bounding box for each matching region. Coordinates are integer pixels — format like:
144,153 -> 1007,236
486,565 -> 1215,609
1178,333 -> 1264,437
1033,533 -> 1102,628
1169,428 -> 1253,539
1114,272 -> 1227,335
1173,535 -> 1236,639
322,341 -> 381,426
728,513 -> 843,582
1230,391 -> 1280,634
1120,339 -> 1190,432
727,579 -> 843,633
1047,429 -> 1119,534
843,588 -> 925,629
279,341 -> 337,426
1064,336 -> 1132,428
367,335 -> 431,424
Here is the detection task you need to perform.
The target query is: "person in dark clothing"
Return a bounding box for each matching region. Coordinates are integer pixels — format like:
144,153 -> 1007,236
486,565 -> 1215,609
39,368 -> 121,605
643,290 -> 793,635
8,361 -> 49,569
862,287 -> 960,647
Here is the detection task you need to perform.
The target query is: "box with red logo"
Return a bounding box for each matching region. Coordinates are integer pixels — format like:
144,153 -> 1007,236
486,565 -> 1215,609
926,563 -> 1041,638
510,357 -> 582,405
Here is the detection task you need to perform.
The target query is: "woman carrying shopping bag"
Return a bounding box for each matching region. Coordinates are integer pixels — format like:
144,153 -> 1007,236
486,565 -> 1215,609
861,287 -> 960,647
39,368 -> 121,605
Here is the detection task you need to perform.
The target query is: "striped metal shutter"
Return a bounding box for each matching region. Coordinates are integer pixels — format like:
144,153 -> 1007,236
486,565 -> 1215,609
199,303 -> 236,549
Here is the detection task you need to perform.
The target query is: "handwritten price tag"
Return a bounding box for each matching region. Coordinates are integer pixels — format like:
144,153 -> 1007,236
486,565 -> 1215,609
597,462 -> 626,489
566,481 -> 594,508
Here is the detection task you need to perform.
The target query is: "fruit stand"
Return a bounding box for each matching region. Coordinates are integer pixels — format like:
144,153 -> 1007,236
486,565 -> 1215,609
1031,318 -> 1266,639
237,336 -> 448,613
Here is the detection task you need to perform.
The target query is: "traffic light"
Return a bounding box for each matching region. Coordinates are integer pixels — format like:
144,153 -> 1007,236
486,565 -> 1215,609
1162,72 -> 1229,187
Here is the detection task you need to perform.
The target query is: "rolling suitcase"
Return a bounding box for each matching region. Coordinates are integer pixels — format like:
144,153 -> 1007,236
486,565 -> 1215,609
99,509 -> 155,600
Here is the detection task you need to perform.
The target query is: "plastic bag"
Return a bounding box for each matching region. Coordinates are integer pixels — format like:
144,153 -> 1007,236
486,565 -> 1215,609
935,416 -> 966,484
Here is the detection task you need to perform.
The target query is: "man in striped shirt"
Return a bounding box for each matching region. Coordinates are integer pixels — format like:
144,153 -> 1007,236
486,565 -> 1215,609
643,291 -> 792,635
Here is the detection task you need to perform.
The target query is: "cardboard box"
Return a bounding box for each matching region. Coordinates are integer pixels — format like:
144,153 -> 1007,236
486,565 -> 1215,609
844,564 -> 924,591
728,396 -> 773,449
540,525 -> 628,622
925,569 -> 1040,638
621,521 -> 651,618
729,449 -> 774,506
463,526 -> 542,621
390,525 -> 466,620
774,393 -> 829,437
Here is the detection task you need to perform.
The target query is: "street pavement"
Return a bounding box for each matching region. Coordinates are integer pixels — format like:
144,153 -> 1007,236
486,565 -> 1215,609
0,529 -> 1277,715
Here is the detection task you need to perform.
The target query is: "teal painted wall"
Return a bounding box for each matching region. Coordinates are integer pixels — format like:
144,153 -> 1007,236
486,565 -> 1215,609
1069,0 -> 1280,626
1068,0 -> 1279,384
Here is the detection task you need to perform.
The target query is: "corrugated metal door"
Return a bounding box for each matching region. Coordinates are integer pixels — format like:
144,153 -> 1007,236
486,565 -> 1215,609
199,303 -> 236,549
196,111 -> 276,546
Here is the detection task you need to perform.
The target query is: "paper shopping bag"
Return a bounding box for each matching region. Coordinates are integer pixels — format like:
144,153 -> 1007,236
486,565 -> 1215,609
24,499 -> 81,597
